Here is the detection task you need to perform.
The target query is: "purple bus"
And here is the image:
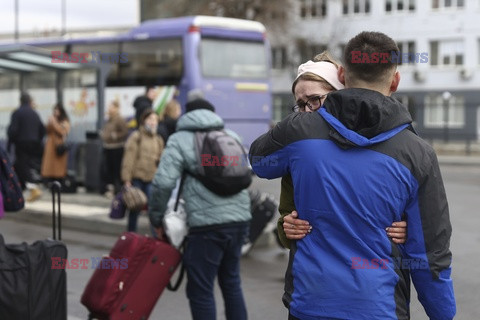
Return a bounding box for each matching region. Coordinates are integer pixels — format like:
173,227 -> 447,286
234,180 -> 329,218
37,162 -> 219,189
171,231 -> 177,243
24,15 -> 273,147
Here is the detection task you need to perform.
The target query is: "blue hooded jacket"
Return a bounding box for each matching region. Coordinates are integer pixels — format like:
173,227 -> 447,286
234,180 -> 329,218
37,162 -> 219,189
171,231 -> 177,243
249,88 -> 455,320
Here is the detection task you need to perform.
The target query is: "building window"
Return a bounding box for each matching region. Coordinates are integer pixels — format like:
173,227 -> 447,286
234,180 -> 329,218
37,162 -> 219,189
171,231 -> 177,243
424,94 -> 465,128
300,0 -> 307,17
272,46 -> 287,69
396,41 -> 416,65
386,0 -> 415,12
342,0 -> 370,15
299,43 -> 327,65
432,0 -> 464,9
300,0 -> 327,18
430,40 -> 464,66
394,94 -> 417,125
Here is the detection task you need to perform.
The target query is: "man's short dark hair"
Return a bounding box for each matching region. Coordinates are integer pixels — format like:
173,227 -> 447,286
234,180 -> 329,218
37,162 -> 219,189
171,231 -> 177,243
343,31 -> 399,83
146,85 -> 155,93
20,92 -> 31,105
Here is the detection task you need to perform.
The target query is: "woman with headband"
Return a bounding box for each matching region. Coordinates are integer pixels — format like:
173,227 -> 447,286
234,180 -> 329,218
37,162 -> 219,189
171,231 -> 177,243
277,51 -> 407,249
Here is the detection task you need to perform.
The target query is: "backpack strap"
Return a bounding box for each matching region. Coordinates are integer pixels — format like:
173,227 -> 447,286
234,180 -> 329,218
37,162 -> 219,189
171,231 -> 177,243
130,130 -> 142,162
174,172 -> 186,211
167,172 -> 187,292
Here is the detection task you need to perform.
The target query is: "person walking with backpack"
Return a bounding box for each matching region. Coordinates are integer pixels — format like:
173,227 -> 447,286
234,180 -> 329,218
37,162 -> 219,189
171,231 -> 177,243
149,98 -> 251,320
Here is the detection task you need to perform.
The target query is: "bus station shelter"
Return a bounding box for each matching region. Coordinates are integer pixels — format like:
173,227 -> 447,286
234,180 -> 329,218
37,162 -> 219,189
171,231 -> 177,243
0,44 -> 112,190
0,44 -> 111,134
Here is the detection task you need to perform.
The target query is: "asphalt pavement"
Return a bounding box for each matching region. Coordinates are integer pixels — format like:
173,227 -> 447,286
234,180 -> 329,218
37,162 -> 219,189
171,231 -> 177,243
4,154 -> 480,237
2,153 -> 480,319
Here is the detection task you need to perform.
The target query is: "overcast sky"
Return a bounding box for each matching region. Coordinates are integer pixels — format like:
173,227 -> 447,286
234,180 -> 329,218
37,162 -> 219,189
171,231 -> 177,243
0,0 -> 138,34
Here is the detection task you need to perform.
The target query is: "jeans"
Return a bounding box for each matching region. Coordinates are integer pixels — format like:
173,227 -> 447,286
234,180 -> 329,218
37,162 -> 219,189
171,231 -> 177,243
127,179 -> 151,232
183,224 -> 249,320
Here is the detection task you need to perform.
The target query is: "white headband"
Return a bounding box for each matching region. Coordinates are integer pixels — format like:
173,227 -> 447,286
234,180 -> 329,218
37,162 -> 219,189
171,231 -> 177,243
295,60 -> 345,90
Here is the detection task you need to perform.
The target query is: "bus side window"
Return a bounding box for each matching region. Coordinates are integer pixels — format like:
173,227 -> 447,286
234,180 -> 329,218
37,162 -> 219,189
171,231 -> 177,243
118,39 -> 183,86
71,42 -> 121,85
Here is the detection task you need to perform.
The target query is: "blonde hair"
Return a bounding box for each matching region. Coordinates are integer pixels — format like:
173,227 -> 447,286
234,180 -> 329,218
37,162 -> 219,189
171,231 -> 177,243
159,99 -> 181,121
110,100 -> 120,108
292,50 -> 342,94
313,51 -> 341,68
108,100 -> 120,117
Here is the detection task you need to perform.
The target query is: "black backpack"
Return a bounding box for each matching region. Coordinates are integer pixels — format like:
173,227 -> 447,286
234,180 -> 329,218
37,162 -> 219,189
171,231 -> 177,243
0,145 -> 25,212
192,130 -> 252,196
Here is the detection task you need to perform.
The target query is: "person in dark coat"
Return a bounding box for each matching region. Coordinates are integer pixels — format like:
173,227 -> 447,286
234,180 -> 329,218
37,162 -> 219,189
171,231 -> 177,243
7,92 -> 45,201
156,99 -> 181,143
132,86 -> 156,128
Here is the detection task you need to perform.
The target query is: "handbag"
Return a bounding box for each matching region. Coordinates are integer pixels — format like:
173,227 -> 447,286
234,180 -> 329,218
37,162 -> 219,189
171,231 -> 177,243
163,173 -> 188,249
122,186 -> 147,212
55,143 -> 69,156
55,128 -> 70,156
109,191 -> 126,219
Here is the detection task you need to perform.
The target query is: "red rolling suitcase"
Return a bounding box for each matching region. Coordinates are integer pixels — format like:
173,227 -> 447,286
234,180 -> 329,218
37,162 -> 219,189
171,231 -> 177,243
81,232 -> 182,320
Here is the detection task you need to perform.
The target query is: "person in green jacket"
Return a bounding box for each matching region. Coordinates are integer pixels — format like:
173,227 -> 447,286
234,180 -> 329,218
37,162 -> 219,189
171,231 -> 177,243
277,51 -> 407,249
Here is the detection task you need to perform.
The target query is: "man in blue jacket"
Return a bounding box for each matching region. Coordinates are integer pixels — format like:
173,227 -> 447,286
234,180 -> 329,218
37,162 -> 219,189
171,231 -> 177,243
249,31 -> 455,319
149,98 -> 251,320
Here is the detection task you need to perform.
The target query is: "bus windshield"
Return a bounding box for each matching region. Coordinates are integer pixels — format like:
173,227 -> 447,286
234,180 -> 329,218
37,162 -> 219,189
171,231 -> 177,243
200,38 -> 268,79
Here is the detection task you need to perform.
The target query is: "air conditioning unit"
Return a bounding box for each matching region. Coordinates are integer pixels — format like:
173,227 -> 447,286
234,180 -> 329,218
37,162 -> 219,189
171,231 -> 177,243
413,70 -> 426,82
459,67 -> 473,80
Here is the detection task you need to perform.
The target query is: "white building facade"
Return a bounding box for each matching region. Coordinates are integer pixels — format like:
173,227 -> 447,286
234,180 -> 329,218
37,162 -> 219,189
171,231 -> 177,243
269,0 -> 480,143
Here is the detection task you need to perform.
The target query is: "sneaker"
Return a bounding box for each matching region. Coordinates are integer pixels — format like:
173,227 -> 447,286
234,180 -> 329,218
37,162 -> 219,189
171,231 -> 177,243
27,187 -> 42,202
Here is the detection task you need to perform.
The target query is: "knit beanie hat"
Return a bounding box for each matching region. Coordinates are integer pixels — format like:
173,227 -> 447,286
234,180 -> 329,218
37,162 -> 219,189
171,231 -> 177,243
185,98 -> 215,113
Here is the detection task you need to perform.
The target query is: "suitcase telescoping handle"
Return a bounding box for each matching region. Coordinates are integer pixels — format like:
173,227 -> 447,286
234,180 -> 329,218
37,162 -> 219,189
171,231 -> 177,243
51,181 -> 62,240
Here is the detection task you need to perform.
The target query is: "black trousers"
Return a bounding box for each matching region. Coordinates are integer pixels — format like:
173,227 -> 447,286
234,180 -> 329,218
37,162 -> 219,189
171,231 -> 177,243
102,147 -> 124,193
14,141 -> 43,189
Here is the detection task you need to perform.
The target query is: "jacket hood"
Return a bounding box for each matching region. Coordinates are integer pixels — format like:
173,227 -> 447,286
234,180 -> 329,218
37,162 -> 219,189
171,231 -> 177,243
319,88 -> 412,148
176,109 -> 224,131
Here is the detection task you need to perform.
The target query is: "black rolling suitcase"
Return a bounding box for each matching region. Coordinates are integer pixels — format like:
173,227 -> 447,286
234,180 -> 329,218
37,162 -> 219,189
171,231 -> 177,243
242,189 -> 278,254
0,181 -> 68,319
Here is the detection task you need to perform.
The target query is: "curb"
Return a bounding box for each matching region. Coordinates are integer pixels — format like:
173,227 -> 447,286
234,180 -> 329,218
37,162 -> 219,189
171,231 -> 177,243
3,209 -> 152,237
437,155 -> 480,167
4,207 -> 277,250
